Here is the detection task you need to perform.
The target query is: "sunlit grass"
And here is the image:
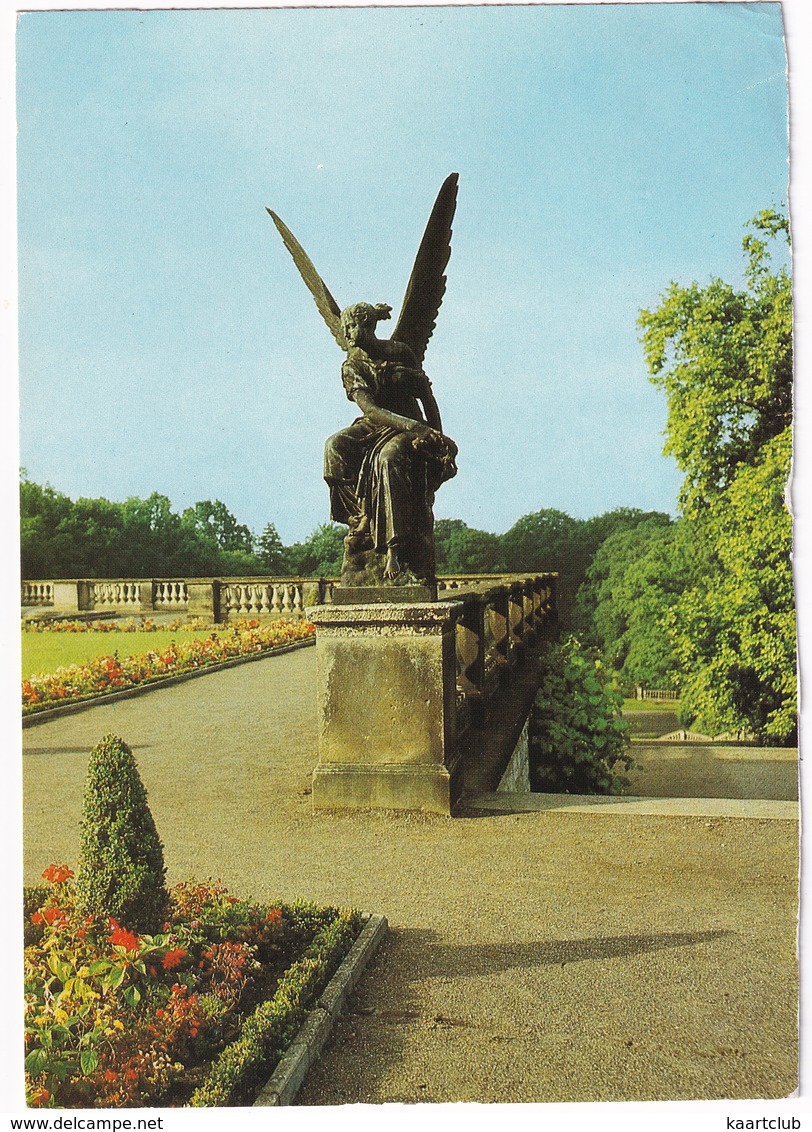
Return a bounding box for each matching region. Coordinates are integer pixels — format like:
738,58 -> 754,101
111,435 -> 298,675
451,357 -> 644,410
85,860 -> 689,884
622,698 -> 681,713
21,630 -> 215,680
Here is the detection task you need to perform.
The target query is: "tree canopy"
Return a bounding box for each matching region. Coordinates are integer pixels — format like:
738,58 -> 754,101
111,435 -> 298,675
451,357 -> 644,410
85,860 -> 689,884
638,210 -> 794,742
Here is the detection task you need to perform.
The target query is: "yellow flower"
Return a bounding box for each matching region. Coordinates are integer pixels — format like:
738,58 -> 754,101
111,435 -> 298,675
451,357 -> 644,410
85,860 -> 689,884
78,966 -> 90,978
113,1019 -> 124,1030
53,1008 -> 69,1024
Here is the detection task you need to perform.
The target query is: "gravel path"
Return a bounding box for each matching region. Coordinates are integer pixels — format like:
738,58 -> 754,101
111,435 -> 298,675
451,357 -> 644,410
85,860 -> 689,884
22,649 -> 799,1103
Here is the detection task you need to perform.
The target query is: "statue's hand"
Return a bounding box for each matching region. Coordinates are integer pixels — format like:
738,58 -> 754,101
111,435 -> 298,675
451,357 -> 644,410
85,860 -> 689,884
410,424 -> 443,451
411,428 -> 458,483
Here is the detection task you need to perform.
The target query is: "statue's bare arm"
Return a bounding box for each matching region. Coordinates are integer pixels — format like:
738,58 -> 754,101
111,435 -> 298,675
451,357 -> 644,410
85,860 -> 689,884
352,388 -> 433,436
420,383 -> 443,433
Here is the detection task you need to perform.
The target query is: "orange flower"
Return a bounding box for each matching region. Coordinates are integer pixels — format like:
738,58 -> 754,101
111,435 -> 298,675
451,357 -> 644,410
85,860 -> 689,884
29,1086 -> 49,1105
162,947 -> 187,971
42,864 -> 74,884
108,922 -> 141,952
34,905 -> 67,927
104,1070 -> 119,1082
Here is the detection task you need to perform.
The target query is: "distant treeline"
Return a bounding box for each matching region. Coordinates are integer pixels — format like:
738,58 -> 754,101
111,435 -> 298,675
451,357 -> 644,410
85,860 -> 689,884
19,470 -> 665,631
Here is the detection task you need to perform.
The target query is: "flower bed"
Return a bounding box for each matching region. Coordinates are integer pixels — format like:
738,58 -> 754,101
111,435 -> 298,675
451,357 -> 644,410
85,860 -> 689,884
22,619 -> 315,716
25,870 -> 361,1108
23,617 -> 221,633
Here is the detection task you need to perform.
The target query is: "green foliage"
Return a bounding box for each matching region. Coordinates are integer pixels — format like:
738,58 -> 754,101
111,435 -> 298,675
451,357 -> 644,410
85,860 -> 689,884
20,475 -> 267,578
434,519 -> 506,574
639,210 -> 791,518
77,735 -> 169,934
501,507 -> 673,630
639,211 -> 795,743
180,499 -> 254,555
666,430 -> 795,742
281,522 -> 345,577
530,638 -> 633,795
574,517 -> 700,690
256,522 -> 287,573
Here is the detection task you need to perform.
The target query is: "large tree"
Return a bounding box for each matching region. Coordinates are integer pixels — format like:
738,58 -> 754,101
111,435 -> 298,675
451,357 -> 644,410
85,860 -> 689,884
638,211 -> 794,742
577,517 -> 700,691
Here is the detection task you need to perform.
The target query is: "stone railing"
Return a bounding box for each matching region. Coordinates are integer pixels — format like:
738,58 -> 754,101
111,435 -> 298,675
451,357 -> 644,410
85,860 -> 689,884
20,577 -> 336,622
633,686 -> 680,702
21,575 -> 553,630
450,576 -> 556,741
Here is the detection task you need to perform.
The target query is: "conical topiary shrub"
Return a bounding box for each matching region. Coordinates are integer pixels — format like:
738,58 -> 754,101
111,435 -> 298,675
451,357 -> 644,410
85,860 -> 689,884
76,734 -> 169,934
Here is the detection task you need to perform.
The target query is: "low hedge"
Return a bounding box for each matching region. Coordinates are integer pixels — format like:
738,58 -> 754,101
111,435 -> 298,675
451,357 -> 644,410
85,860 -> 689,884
189,910 -> 361,1106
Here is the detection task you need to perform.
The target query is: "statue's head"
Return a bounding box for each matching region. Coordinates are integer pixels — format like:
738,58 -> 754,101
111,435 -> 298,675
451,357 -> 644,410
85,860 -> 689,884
340,303 -> 392,345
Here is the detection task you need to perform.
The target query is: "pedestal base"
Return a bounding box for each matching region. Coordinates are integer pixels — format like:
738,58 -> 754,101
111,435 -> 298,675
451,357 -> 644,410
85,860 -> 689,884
312,763 -> 455,815
306,601 -> 462,814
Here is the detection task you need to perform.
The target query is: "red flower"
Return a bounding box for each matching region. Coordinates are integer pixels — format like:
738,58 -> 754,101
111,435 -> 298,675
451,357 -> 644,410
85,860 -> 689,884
162,947 -> 187,971
104,1070 -> 119,1082
108,922 -> 141,952
34,905 -> 67,927
42,864 -> 74,884
266,907 -> 283,928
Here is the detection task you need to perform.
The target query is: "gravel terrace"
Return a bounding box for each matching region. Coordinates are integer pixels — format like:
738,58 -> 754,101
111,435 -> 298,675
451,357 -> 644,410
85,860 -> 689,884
22,647 -> 799,1104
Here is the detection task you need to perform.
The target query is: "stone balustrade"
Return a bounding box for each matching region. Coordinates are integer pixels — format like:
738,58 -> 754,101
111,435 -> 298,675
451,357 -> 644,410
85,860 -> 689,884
20,577 -> 335,622
21,574 -> 551,633
21,581 -> 54,607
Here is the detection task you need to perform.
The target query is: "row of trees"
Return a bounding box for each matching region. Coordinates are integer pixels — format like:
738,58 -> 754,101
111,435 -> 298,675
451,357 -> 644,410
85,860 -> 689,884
20,471 -> 665,628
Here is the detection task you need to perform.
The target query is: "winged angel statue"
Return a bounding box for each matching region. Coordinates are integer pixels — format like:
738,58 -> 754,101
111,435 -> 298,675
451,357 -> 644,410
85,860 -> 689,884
267,174 -> 459,588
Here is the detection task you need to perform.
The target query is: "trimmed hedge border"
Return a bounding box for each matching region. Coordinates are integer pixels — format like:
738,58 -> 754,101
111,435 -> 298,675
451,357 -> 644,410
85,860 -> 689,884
254,911 -> 388,1106
22,638 -> 315,728
187,909 -> 385,1107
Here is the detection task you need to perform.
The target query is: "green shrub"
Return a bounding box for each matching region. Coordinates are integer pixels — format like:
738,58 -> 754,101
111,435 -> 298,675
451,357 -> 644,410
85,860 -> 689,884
76,734 -> 168,934
530,637 -> 633,795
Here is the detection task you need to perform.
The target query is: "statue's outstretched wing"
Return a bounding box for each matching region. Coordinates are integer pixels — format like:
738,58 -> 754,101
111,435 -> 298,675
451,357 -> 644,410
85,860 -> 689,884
266,208 -> 348,351
393,173 -> 459,367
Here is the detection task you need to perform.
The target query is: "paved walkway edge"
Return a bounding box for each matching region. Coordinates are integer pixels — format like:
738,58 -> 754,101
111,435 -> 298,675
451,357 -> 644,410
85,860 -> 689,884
22,638 -> 316,728
253,912 -> 388,1107
467,791 -> 799,819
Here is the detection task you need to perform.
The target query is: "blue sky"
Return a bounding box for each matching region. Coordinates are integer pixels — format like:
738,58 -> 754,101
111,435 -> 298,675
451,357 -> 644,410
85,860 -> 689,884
16,3 -> 790,543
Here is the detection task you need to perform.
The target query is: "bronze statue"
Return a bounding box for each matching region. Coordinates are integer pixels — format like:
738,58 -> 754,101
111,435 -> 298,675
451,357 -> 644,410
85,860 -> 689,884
267,174 -> 459,588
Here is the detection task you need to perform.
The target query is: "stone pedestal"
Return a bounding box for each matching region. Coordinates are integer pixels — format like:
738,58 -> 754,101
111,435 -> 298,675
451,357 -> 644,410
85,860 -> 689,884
51,581 -> 82,614
306,602 -> 463,814
332,583 -> 437,605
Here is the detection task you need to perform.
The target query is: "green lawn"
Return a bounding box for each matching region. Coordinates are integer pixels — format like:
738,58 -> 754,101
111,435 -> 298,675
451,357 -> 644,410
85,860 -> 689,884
622,697 -> 681,713
21,630 -> 216,680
